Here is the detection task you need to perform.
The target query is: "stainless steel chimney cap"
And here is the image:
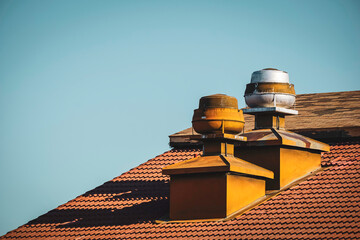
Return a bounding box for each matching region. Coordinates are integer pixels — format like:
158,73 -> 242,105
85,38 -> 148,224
245,68 -> 295,108
251,68 -> 289,83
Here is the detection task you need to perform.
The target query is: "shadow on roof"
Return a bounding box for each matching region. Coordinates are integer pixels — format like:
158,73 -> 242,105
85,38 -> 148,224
28,180 -> 169,227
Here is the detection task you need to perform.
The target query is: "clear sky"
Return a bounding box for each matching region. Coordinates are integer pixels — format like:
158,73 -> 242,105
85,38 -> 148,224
0,0 -> 359,235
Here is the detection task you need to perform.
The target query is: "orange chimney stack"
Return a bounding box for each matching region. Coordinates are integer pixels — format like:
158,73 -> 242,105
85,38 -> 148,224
237,68 -> 330,190
163,94 -> 273,220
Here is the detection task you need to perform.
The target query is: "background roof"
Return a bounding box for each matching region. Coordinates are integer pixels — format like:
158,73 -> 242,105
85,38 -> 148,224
170,91 -> 360,147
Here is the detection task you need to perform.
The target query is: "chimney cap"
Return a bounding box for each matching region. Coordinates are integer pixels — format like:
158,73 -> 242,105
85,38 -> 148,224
193,94 -> 244,135
262,68 -> 287,72
251,68 -> 289,83
199,94 -> 238,109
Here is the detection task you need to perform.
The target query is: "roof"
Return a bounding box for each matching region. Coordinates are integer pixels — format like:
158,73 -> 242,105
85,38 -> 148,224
1,90 -> 360,239
1,141 -> 359,239
170,90 -> 360,147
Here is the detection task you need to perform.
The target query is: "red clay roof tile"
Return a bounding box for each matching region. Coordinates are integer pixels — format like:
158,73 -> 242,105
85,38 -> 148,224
1,141 -> 359,239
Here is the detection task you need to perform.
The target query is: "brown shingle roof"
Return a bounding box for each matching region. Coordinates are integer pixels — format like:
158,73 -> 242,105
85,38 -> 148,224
1,141 -> 359,239
170,90 -> 360,147
289,90 -> 360,129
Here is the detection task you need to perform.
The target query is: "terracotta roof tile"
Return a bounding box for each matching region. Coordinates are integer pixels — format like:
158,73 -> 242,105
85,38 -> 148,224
1,141 -> 359,239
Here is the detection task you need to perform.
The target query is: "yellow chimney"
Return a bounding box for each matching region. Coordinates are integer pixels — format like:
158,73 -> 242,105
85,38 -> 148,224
163,94 -> 273,220
237,69 -> 330,190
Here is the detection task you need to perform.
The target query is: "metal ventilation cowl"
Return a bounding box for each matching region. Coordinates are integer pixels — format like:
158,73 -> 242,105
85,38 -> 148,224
245,68 -> 296,108
192,94 -> 245,134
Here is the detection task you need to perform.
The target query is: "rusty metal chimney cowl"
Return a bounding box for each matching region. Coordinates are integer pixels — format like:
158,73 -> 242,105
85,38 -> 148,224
192,94 -> 245,135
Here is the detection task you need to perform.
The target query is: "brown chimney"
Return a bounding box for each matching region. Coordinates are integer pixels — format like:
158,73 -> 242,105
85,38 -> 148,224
163,94 -> 273,220
236,69 -> 330,190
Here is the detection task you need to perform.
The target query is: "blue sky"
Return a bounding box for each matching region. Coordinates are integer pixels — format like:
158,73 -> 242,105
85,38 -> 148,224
0,0 -> 359,235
